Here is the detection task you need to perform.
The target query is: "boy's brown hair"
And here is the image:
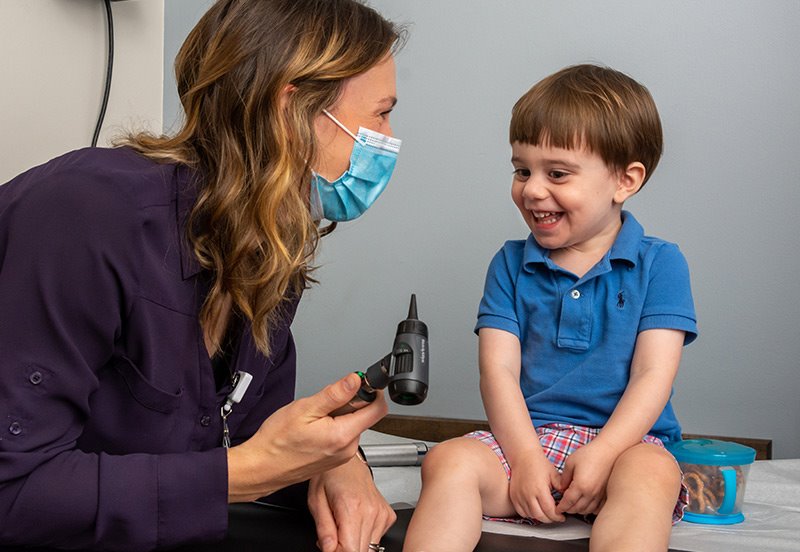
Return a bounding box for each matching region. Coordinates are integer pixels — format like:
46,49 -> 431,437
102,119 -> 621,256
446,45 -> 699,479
510,64 -> 663,185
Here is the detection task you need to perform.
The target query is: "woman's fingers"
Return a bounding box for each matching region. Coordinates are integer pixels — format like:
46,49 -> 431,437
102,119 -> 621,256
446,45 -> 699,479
308,489 -> 338,552
305,373 -> 362,418
229,374 -> 389,501
309,460 -> 397,552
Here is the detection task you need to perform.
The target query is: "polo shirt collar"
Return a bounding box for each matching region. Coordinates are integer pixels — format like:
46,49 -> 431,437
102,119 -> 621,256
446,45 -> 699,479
522,234 -> 548,268
608,210 -> 643,267
176,164 -> 204,280
522,210 -> 643,271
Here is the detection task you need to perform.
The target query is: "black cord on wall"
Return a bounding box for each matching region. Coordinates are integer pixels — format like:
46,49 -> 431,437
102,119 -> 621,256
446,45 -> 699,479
91,0 -> 114,148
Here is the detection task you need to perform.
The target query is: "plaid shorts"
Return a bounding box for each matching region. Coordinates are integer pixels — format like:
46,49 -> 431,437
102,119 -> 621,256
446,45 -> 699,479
465,424 -> 689,525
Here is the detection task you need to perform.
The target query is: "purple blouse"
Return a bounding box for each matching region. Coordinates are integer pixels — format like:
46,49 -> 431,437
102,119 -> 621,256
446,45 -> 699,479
0,148 -> 299,550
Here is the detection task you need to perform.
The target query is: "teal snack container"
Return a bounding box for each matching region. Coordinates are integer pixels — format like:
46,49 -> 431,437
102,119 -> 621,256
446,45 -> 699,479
667,439 -> 756,525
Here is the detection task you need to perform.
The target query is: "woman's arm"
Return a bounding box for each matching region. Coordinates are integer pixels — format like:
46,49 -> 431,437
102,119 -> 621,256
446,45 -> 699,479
0,161 -> 233,550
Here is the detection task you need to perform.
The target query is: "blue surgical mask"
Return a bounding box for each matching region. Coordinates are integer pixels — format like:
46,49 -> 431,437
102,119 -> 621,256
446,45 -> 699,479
311,109 -> 401,222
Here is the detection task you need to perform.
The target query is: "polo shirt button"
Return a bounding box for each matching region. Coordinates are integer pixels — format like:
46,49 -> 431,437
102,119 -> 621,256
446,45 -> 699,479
200,415 -> 212,427
570,289 -> 581,299
9,421 -> 22,435
29,371 -> 43,385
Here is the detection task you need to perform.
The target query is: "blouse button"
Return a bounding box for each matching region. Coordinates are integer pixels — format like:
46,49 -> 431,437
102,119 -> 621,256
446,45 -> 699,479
570,289 -> 581,299
9,421 -> 22,435
29,371 -> 43,385
200,415 -> 212,427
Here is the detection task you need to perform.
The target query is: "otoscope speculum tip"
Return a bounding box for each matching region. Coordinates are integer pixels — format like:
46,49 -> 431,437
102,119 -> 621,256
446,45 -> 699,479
407,294 -> 418,320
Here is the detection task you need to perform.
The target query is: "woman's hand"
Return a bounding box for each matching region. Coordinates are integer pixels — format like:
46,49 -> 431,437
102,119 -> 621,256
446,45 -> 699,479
555,439 -> 619,516
227,373 -> 388,503
508,452 -> 565,523
308,455 -> 396,552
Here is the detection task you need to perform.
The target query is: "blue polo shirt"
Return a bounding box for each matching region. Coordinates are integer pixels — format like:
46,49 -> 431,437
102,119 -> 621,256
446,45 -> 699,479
476,211 -> 697,443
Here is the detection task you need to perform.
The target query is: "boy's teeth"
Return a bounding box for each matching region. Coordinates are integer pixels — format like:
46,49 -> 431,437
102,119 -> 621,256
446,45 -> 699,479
533,211 -> 561,223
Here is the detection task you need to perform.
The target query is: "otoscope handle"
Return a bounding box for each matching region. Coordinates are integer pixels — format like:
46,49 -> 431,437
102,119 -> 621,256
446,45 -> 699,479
329,354 -> 391,416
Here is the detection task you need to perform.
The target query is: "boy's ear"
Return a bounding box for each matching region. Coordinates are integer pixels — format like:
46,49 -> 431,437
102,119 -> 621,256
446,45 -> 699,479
614,162 -> 646,204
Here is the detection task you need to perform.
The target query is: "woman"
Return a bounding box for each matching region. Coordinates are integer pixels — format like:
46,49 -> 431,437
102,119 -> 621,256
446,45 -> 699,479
0,1 -> 404,550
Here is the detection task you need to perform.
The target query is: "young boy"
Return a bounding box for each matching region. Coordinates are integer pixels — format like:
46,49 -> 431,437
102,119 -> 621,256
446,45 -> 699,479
403,64 -> 697,552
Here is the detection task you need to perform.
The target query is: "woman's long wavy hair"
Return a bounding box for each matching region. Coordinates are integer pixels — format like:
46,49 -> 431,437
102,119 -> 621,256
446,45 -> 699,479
123,0 -> 403,357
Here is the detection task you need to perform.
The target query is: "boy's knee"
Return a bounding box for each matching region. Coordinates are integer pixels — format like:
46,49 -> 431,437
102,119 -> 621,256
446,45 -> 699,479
614,444 -> 681,494
420,438 -> 481,480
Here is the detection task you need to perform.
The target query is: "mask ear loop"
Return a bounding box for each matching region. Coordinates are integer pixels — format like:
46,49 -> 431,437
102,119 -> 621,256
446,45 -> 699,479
322,109 -> 366,144
319,221 -> 338,236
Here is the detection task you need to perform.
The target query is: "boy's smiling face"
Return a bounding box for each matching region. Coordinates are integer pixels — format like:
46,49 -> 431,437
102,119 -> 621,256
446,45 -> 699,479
510,141 -> 644,257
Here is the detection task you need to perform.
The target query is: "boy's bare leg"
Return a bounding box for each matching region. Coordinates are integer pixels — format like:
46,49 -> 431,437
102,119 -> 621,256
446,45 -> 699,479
590,443 -> 682,552
403,437 -> 515,552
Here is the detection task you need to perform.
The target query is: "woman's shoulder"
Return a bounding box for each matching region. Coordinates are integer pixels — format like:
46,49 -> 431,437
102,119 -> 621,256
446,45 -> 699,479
1,147 -> 189,257
4,147 -> 181,225
19,146 -> 176,201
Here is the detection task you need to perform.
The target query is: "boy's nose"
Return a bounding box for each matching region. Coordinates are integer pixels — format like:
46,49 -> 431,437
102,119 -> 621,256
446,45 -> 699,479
523,176 -> 549,201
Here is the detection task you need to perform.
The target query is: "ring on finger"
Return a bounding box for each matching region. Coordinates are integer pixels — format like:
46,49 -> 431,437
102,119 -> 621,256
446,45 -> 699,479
368,544 -> 385,552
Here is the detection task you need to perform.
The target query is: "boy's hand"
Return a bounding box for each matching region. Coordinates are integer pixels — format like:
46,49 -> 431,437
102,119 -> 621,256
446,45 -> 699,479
556,440 -> 619,515
508,453 -> 565,523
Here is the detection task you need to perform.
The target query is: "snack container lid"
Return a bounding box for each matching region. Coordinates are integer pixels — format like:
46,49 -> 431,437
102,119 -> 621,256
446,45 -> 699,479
666,439 -> 756,466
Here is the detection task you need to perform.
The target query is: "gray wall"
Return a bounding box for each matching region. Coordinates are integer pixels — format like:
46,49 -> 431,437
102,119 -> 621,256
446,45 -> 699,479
1,0 -> 163,183
165,1 -> 800,459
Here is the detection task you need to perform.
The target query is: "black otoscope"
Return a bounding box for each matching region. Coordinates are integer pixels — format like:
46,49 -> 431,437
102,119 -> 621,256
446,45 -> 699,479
331,294 -> 429,416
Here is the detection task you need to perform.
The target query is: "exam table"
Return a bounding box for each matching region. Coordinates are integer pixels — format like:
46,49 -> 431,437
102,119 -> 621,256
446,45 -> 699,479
7,418 -> 796,551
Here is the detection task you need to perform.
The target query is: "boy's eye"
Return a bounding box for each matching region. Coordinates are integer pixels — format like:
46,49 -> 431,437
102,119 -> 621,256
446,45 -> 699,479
513,168 -> 531,181
549,170 -> 568,180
